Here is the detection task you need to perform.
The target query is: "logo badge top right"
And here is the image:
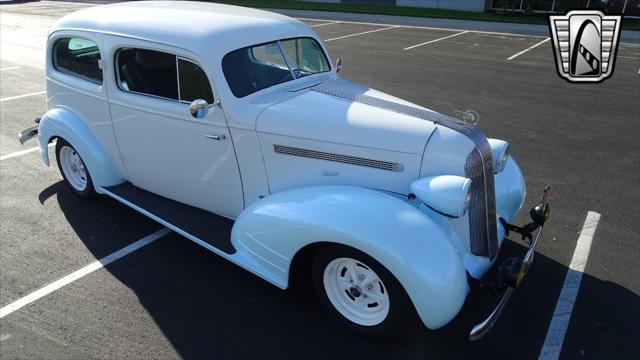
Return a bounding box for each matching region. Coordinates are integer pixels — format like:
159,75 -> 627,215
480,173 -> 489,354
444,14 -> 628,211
549,10 -> 622,83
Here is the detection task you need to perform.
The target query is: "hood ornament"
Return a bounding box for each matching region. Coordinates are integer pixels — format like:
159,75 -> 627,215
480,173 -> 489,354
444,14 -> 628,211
454,110 -> 480,125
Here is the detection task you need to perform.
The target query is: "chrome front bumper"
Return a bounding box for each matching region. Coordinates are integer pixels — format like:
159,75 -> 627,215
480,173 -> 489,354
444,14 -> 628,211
469,185 -> 551,341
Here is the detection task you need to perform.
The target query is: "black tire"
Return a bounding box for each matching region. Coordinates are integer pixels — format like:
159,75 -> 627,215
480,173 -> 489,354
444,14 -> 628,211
312,245 -> 414,336
55,139 -> 96,198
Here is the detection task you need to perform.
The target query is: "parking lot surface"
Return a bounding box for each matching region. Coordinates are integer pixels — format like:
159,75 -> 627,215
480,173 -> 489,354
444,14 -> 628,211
1,2 -> 638,359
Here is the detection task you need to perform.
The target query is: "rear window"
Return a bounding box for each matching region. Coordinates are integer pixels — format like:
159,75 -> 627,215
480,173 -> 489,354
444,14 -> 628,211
222,37 -> 330,98
52,37 -> 103,84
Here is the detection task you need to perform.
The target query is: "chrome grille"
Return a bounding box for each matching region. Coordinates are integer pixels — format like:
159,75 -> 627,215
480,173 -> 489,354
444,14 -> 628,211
465,149 -> 498,258
273,145 -> 404,172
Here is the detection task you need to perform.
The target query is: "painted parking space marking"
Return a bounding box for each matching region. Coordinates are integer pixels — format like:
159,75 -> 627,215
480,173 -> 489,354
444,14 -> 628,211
538,211 -> 601,360
0,146 -> 40,161
299,16 -> 635,45
325,25 -> 398,42
506,37 -> 550,60
0,143 -> 54,162
0,66 -> 21,71
0,228 -> 171,319
310,21 -> 340,28
295,16 -> 549,39
0,91 -> 46,102
404,30 -> 469,50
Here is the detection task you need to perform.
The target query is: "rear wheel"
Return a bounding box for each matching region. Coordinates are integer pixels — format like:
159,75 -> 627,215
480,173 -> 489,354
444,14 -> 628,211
55,139 -> 96,198
312,245 -> 413,336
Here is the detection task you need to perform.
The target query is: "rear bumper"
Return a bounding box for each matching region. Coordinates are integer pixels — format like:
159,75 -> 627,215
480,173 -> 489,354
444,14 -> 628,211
468,186 -> 551,341
17,117 -> 40,144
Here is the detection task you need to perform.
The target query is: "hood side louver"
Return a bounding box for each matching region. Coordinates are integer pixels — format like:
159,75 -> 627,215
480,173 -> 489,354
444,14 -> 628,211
273,145 -> 404,172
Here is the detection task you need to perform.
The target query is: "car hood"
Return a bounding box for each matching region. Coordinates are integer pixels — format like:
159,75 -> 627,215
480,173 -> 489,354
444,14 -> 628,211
256,79 -> 438,155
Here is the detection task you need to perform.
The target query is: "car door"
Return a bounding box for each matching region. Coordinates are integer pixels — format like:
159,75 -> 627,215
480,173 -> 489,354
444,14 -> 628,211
106,37 -> 243,218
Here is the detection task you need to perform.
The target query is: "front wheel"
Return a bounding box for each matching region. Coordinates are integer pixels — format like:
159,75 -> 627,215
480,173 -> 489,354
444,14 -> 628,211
55,139 -> 96,198
312,245 -> 414,336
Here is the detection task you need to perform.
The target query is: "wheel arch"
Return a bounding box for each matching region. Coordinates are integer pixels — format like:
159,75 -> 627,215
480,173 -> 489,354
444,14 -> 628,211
231,185 -> 470,329
38,107 -> 123,192
288,241 -> 331,289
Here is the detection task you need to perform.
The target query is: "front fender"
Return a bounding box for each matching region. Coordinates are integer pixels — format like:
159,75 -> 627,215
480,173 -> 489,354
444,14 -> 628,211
38,107 -> 122,191
231,186 -> 469,329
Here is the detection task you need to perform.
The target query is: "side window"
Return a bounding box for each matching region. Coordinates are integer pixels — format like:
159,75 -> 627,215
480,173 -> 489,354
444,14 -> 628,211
116,48 -> 178,100
52,37 -> 103,84
178,59 -> 214,104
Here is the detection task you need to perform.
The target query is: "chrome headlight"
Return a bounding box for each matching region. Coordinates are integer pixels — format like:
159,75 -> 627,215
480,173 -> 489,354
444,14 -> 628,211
410,175 -> 473,218
488,139 -> 510,173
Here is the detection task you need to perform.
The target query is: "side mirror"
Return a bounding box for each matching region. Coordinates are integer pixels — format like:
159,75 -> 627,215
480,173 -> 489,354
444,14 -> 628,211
335,58 -> 343,73
189,99 -> 210,119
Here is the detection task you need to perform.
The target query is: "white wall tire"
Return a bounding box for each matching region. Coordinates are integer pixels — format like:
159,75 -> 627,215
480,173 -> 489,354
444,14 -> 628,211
55,139 -> 96,197
312,245 -> 414,336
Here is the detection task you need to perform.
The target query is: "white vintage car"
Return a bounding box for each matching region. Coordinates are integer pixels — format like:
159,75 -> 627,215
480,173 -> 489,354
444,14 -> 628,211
18,1 -> 550,339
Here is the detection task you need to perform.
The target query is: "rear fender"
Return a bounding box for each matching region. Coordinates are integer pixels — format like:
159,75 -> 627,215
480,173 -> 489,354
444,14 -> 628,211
38,107 -> 123,192
231,185 -> 469,329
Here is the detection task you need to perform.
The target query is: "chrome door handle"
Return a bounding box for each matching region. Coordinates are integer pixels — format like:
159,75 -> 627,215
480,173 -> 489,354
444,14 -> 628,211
205,134 -> 226,140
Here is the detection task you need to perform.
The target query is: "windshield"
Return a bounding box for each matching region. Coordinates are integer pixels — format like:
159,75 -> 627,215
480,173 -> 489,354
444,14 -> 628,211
222,37 -> 331,98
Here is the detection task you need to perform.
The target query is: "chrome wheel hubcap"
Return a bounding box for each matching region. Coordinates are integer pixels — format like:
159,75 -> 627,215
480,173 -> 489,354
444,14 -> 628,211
323,257 -> 390,326
59,146 -> 87,191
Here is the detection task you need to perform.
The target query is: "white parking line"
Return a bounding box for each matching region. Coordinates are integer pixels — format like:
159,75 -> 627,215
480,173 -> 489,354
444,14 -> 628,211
507,37 -> 550,61
404,30 -> 469,50
0,143 -> 54,161
538,211 -> 601,360
295,16 -> 549,39
325,25 -> 398,42
310,21 -> 340,28
0,91 -> 46,102
0,228 -> 171,319
0,146 -> 40,161
0,66 -> 21,71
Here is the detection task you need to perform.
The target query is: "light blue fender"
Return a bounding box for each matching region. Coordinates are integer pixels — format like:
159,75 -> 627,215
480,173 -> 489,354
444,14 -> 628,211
231,186 -> 469,329
38,107 -> 123,191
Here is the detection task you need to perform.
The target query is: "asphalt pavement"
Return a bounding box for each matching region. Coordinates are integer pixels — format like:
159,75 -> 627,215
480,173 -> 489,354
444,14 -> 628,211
0,1 -> 639,359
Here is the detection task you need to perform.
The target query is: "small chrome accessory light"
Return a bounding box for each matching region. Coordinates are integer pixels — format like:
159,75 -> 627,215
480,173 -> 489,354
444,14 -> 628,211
488,139 -> 510,173
410,175 -> 472,218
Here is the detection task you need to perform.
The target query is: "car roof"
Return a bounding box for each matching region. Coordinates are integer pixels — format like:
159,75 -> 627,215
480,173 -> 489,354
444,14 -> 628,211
50,1 -> 316,58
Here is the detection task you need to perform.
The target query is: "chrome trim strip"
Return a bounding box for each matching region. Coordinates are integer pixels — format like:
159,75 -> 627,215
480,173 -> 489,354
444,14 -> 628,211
175,55 -> 181,102
273,144 -> 404,172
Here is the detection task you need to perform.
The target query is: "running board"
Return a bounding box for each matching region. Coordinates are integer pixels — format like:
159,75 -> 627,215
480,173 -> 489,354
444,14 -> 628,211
102,183 -> 236,254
